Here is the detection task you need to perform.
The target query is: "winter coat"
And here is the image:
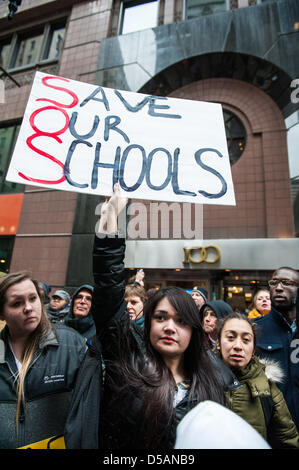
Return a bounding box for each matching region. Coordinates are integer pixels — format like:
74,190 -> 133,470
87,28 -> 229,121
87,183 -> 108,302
91,235 -> 194,449
64,285 -> 96,341
255,307 -> 299,431
248,308 -> 269,319
46,303 -> 70,324
199,300 -> 233,348
88,234 -> 235,450
225,356 -> 299,448
199,300 -> 233,322
0,324 -> 86,448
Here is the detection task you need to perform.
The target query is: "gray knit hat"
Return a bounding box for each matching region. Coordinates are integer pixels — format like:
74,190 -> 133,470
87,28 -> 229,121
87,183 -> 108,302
191,286 -> 208,302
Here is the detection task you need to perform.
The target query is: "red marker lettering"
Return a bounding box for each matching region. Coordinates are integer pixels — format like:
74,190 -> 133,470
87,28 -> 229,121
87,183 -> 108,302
36,76 -> 79,108
21,75 -> 79,185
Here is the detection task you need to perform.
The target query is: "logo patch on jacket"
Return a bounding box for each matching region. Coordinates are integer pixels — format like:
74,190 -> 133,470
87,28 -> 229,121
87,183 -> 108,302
43,374 -> 65,384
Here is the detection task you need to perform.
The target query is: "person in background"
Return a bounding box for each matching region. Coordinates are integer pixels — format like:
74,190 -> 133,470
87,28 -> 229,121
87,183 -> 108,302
191,286 -> 208,310
146,287 -> 159,300
0,271 -> 86,449
46,289 -> 71,324
248,289 -> 271,319
125,282 -> 147,327
38,282 -> 51,306
216,312 -> 299,448
199,300 -> 233,349
65,285 -> 95,342
255,267 -> 299,432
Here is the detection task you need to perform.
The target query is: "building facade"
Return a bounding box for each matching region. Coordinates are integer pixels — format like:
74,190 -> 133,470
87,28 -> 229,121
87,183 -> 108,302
0,0 -> 298,310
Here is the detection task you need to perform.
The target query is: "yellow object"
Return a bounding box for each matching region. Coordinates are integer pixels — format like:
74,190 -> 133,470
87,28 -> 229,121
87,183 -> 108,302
19,435 -> 65,449
248,308 -> 270,319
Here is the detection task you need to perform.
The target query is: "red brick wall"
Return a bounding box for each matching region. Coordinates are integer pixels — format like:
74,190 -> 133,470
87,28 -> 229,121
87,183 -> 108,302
169,78 -> 294,239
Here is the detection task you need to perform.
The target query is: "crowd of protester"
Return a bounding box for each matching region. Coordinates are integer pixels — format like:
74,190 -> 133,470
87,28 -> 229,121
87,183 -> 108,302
0,184 -> 298,450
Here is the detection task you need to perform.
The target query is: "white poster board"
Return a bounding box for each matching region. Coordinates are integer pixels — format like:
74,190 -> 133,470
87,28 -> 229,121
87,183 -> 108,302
6,72 -> 235,205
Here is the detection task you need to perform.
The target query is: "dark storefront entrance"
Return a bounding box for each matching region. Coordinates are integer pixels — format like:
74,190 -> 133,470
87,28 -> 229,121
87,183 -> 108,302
127,268 -> 273,314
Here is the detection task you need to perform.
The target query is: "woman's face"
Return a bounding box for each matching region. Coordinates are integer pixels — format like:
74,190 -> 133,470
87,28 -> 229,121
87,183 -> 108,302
202,307 -> 218,338
218,318 -> 254,369
150,297 -> 192,361
1,279 -> 42,339
125,295 -> 144,321
255,291 -> 271,314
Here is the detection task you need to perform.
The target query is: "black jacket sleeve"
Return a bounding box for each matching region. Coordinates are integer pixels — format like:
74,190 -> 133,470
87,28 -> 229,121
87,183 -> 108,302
91,234 -> 128,334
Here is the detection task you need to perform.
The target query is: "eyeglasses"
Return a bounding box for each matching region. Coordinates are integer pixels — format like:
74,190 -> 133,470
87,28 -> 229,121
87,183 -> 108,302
268,279 -> 298,288
75,294 -> 92,303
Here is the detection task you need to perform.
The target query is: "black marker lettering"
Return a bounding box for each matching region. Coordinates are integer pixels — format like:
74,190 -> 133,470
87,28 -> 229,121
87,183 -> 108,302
114,90 -> 150,113
119,144 -> 146,192
69,111 -> 99,140
172,148 -> 196,196
91,143 -> 121,190
146,148 -> 172,190
80,86 -> 110,111
104,115 -> 130,143
148,96 -> 181,119
195,148 -> 227,199
65,140 -> 91,188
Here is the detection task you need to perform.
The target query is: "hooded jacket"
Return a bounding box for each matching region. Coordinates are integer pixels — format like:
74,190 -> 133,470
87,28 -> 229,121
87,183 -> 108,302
199,300 -> 233,322
47,302 -> 70,324
199,300 -> 233,348
225,356 -> 299,448
65,285 -> 95,341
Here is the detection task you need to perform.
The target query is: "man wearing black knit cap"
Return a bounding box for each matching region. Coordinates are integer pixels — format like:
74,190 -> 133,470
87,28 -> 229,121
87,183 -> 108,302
191,286 -> 208,310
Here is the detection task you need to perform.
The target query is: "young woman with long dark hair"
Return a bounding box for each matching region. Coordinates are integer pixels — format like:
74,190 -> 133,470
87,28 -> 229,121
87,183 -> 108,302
88,184 -> 227,449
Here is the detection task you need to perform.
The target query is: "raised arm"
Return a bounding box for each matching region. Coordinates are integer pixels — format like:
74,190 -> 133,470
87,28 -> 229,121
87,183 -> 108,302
91,184 -> 129,336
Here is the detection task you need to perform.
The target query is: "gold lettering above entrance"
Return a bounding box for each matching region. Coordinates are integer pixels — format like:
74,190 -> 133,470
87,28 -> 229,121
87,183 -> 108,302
183,246 -> 221,264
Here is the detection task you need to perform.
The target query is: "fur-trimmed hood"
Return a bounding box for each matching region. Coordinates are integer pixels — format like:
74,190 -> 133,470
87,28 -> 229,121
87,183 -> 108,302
259,357 -> 284,384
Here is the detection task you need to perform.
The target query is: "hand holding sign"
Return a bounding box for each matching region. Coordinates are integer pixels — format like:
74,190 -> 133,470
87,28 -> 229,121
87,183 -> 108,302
6,72 -> 235,206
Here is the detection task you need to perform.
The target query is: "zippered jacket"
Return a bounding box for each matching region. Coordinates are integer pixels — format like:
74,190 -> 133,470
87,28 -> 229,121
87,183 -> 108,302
0,324 -> 86,448
225,356 -> 299,448
90,234 -> 240,449
255,307 -> 299,431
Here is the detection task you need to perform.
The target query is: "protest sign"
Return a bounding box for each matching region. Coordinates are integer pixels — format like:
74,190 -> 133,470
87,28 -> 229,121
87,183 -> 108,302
6,72 -> 235,205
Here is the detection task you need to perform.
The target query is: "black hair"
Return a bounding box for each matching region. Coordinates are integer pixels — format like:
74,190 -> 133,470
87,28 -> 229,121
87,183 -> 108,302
217,311 -> 258,349
110,286 -> 226,447
273,267 -> 299,282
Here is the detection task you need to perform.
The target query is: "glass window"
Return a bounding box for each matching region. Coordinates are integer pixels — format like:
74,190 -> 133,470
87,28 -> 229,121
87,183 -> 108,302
0,237 -> 14,274
223,110 -> 246,165
4,19 -> 66,71
186,0 -> 227,20
0,40 -> 12,68
120,0 -> 159,35
42,23 -> 66,61
0,124 -> 24,194
10,30 -> 44,68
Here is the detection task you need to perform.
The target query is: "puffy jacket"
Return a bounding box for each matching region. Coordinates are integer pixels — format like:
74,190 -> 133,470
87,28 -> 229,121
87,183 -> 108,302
91,234 -> 238,449
0,324 -> 86,448
225,356 -> 299,448
255,307 -> 299,431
